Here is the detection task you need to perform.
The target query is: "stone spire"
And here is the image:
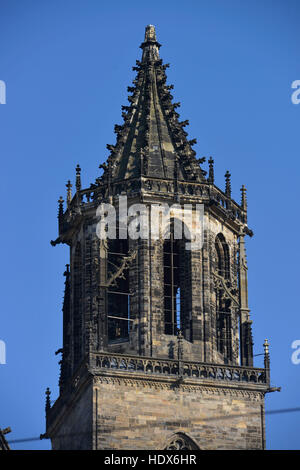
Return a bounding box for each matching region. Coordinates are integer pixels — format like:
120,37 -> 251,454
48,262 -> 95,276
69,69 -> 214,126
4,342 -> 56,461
208,157 -> 214,184
104,25 -> 205,184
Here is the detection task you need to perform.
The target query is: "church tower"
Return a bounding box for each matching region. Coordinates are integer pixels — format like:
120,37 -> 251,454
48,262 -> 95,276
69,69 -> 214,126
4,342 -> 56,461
46,25 -> 272,450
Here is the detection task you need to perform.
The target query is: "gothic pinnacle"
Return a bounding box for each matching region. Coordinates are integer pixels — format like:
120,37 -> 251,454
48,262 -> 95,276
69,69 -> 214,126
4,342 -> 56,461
225,170 -> 231,198
144,24 -> 157,42
66,180 -> 72,208
241,184 -> 247,209
208,157 -> 214,184
75,164 -> 81,192
240,185 -> 247,223
45,387 -> 51,413
263,339 -> 270,381
263,339 -> 269,356
58,196 -> 64,220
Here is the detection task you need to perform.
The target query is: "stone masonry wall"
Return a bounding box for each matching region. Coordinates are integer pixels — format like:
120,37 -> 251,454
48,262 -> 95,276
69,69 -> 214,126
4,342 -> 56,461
51,384 -> 93,450
92,376 -> 265,450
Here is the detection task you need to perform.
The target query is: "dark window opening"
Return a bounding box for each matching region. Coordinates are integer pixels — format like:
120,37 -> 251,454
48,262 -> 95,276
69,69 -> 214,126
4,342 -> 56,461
163,220 -> 190,336
216,286 -> 232,360
215,233 -> 230,279
164,235 -> 180,335
215,234 -> 232,362
216,310 -> 232,362
107,238 -> 131,343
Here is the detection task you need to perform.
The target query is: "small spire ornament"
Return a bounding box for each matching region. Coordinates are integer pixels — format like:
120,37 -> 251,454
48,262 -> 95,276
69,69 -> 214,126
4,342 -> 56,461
75,164 -> 81,192
263,339 -> 269,356
66,180 -> 72,208
225,170 -> 231,198
241,185 -> 247,209
45,387 -> 51,413
208,157 -> 214,184
240,185 -> 247,223
263,339 -> 270,383
58,196 -> 64,222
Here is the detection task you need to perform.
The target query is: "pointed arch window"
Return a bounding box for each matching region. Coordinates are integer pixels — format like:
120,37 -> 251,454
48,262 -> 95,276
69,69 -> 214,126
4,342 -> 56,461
215,233 -> 232,362
164,433 -> 200,450
215,233 -> 230,279
163,219 -> 191,337
107,237 -> 131,343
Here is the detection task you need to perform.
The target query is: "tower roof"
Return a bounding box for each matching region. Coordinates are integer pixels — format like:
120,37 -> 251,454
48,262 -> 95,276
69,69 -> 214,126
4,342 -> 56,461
106,25 -> 206,183
52,25 -> 251,248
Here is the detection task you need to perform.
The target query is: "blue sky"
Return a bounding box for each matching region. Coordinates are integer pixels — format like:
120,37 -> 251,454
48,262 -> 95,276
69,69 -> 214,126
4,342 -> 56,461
0,0 -> 299,450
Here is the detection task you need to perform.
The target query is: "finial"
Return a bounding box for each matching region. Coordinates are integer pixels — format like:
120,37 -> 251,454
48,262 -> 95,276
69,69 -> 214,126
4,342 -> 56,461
208,157 -> 214,184
240,185 -> 247,223
241,184 -> 247,209
263,339 -> 269,356
75,164 -> 81,192
263,339 -> 270,383
140,25 -> 161,62
225,170 -> 231,197
45,387 -> 51,412
144,24 -> 157,42
66,180 -> 72,207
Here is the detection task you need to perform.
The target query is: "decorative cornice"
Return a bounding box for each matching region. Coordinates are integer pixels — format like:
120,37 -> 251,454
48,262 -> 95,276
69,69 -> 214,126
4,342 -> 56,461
93,375 -> 265,401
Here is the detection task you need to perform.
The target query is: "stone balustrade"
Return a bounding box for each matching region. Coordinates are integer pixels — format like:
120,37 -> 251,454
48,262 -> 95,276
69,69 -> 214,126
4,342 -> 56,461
91,352 -> 269,385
